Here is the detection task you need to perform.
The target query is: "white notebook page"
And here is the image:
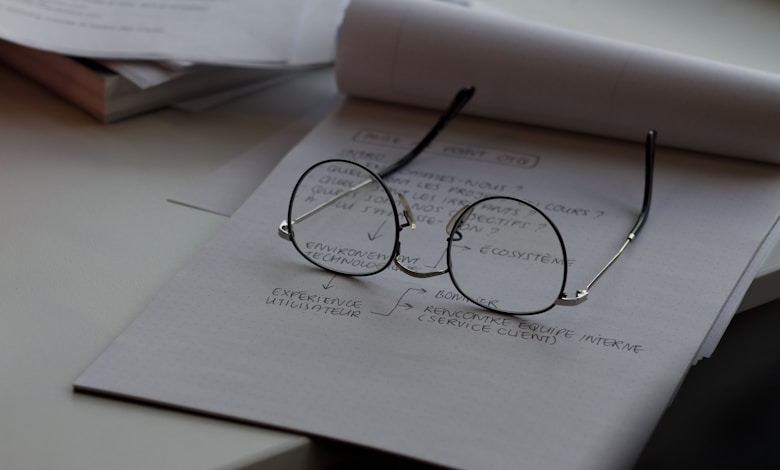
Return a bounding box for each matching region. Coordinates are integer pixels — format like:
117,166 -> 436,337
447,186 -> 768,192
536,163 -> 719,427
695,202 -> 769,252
76,97 -> 780,469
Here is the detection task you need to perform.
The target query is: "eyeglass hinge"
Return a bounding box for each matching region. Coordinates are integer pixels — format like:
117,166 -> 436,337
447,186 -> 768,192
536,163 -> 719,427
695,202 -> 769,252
278,220 -> 291,240
556,289 -> 589,306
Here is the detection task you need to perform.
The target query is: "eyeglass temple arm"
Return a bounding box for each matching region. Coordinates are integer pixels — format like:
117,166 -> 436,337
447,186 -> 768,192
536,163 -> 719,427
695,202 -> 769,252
280,86 -> 476,241
557,129 -> 656,306
378,86 -> 476,179
278,177 -> 376,240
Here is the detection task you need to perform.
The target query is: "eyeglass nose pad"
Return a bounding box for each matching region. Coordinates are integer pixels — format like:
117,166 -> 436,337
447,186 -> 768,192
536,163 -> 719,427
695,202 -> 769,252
398,192 -> 417,230
446,204 -> 474,236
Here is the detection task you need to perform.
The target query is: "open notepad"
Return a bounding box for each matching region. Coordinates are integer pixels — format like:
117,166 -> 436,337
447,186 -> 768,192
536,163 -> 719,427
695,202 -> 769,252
76,1 -> 780,468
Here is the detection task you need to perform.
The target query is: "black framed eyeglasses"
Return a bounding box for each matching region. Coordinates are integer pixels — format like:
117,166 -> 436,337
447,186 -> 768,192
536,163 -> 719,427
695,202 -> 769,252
279,86 -> 656,315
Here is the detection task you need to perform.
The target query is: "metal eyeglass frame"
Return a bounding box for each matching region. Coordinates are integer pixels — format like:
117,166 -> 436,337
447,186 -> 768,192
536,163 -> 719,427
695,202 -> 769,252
279,86 -> 656,314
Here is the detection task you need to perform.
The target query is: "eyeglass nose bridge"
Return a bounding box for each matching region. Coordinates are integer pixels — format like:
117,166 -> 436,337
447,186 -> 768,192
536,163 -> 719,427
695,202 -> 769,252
393,253 -> 447,278
392,192 -> 446,278
392,199 -> 477,279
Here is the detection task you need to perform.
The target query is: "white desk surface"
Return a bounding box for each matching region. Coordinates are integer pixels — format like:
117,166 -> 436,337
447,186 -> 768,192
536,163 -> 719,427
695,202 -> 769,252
0,65 -> 344,470
2,1 -> 778,469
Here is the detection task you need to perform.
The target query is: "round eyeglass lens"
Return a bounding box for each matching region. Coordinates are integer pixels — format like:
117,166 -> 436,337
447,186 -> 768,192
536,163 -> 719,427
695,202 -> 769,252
288,160 -> 398,276
447,197 -> 567,315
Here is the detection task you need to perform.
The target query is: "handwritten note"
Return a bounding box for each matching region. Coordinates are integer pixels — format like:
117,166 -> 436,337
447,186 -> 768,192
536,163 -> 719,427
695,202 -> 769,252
76,98 -> 780,469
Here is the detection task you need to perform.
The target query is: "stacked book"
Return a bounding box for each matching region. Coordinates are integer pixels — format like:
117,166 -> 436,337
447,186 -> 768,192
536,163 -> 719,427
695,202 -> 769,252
0,0 -> 348,122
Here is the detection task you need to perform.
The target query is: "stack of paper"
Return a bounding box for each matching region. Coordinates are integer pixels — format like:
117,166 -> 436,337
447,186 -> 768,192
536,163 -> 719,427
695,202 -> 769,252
75,0 -> 780,468
0,0 -> 348,121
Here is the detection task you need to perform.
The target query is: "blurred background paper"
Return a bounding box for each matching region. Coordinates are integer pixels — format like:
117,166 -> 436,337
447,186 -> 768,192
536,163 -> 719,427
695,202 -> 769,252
0,0 -> 349,65
336,0 -> 780,163
169,93 -> 342,216
0,0 -> 349,121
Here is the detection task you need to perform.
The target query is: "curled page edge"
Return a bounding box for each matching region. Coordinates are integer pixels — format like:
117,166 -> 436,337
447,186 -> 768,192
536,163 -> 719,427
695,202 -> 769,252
335,0 -> 780,164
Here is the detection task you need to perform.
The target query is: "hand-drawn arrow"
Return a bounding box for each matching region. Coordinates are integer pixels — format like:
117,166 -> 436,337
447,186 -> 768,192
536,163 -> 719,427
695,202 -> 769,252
322,273 -> 337,290
424,245 -> 470,269
372,287 -> 427,316
367,220 -> 387,241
